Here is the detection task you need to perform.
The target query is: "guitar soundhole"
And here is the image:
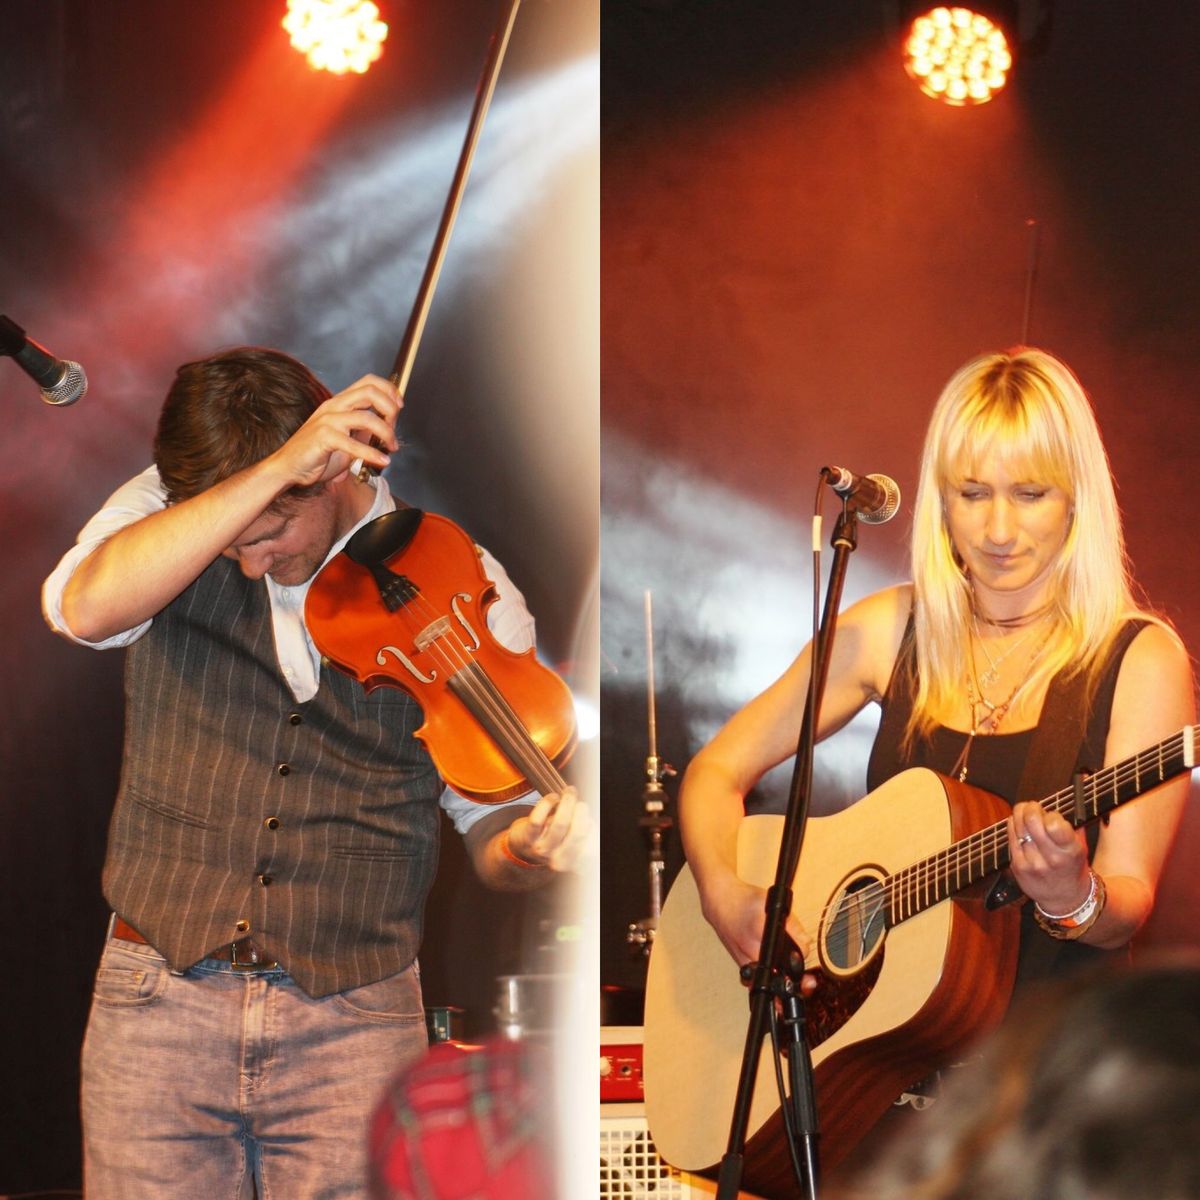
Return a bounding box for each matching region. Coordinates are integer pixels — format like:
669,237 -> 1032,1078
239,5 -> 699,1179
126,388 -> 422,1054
820,867 -> 888,976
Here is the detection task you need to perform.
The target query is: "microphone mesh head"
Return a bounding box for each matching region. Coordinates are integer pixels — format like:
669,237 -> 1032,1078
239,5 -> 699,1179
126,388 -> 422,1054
860,473 -> 901,524
41,361 -> 88,406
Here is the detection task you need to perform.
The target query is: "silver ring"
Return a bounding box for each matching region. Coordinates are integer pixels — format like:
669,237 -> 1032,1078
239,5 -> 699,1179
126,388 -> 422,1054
1018,833 -> 1034,845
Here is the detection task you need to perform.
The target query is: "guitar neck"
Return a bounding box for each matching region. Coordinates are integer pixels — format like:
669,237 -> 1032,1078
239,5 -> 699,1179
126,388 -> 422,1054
887,725 -> 1197,926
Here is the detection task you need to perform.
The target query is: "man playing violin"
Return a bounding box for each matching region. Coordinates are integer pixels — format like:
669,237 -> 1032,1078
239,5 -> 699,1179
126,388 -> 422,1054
42,346 -> 588,1200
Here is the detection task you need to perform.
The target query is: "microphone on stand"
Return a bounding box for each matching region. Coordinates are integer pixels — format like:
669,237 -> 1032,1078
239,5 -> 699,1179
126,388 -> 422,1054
0,314 -> 88,406
822,465 -> 901,524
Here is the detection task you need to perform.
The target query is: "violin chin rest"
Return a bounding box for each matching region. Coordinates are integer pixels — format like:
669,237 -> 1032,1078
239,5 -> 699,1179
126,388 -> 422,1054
345,508 -> 425,567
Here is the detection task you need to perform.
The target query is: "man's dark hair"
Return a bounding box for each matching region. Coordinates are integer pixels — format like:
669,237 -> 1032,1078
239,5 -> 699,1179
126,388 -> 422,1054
154,347 -> 332,505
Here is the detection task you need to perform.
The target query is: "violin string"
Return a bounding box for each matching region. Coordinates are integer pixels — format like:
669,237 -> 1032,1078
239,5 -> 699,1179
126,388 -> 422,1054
455,661 -> 568,795
372,579 -> 566,797
387,591 -> 558,790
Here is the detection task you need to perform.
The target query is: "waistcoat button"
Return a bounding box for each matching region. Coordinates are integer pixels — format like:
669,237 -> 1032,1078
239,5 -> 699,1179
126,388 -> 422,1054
264,816 -> 280,830
258,874 -> 273,886
277,763 -> 291,776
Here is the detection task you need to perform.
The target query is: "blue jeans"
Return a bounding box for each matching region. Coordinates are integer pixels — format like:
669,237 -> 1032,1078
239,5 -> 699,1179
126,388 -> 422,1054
81,927 -> 428,1199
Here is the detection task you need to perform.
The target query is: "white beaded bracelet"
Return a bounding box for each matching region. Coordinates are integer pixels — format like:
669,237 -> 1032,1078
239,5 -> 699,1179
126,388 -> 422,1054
1034,870 -> 1106,940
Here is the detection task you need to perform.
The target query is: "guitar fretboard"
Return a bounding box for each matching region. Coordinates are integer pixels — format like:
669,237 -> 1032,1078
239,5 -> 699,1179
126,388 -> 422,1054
886,725 -> 1196,926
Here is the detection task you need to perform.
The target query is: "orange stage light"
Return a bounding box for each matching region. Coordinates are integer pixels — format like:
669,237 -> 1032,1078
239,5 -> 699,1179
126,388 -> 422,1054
903,6 -> 1013,106
282,0 -> 388,75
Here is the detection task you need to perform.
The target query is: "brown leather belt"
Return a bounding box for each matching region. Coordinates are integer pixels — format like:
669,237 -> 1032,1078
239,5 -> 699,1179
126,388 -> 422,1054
112,916 -> 279,971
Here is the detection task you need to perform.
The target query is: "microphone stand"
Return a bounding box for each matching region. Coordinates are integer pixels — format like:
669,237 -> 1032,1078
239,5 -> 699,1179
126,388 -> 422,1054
628,591 -> 675,958
715,502 -> 862,1200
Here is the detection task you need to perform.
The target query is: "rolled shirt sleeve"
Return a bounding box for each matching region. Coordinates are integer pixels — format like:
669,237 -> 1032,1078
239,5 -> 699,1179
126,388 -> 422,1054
41,465 -> 165,648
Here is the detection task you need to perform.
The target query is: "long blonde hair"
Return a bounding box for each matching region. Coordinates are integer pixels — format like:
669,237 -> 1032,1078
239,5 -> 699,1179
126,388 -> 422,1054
907,347 -> 1143,745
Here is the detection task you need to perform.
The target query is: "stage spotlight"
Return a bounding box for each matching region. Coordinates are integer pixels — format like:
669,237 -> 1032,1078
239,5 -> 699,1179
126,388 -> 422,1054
282,0 -> 388,75
902,5 -> 1015,105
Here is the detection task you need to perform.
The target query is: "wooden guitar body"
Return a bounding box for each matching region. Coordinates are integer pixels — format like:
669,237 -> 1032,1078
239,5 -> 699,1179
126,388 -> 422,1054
644,769 -> 1021,1198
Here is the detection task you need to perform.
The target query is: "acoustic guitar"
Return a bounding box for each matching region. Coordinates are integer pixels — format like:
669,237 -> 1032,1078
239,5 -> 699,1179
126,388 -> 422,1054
643,726 -> 1197,1199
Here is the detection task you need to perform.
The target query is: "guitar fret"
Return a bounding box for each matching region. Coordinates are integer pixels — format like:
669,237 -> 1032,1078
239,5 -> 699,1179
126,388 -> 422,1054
874,726 -> 1198,939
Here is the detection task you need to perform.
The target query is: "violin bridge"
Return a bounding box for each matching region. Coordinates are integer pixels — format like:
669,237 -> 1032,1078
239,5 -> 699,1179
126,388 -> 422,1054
415,617 -> 452,652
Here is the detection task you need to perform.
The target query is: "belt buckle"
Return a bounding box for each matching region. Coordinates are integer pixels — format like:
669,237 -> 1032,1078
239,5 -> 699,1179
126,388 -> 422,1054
230,938 -> 277,972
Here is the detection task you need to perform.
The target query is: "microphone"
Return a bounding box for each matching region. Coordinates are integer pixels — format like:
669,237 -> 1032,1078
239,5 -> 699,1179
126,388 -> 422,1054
823,465 -> 901,524
0,314 -> 88,406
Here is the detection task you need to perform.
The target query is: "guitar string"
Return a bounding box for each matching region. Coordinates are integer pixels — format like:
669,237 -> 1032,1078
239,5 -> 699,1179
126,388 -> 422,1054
817,729 -> 1192,952
833,732 -> 1184,934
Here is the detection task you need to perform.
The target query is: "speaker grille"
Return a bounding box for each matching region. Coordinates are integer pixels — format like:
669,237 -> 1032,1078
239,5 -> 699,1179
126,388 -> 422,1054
600,1109 -> 695,1200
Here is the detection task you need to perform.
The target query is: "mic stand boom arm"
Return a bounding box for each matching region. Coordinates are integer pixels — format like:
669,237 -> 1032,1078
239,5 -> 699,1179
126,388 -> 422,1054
716,504 -> 861,1200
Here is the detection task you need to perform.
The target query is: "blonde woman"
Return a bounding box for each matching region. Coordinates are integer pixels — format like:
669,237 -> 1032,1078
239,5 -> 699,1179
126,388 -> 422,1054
681,347 -> 1193,987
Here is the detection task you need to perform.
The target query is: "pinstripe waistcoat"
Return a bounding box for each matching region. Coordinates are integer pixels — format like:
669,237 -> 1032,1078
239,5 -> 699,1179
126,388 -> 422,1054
103,555 -> 443,998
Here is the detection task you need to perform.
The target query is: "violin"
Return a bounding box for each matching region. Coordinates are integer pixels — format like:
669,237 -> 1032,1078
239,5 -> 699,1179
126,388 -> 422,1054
305,507 -> 576,803
306,2 -> 578,803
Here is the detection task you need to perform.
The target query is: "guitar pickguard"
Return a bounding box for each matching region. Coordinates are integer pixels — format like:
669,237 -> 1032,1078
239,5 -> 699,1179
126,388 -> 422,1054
803,953 -> 885,1050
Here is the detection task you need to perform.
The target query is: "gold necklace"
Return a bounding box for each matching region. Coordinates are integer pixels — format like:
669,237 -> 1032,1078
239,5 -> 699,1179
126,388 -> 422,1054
952,624 -> 1055,782
971,613 -> 1041,689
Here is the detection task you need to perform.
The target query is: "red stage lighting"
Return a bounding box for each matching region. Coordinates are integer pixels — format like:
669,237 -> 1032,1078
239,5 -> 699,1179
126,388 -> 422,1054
282,0 -> 388,75
903,6 -> 1014,105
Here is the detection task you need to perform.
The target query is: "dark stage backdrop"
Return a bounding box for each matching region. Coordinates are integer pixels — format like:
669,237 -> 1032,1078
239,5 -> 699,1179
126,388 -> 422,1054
602,1 -> 1200,1004
0,1 -> 597,1191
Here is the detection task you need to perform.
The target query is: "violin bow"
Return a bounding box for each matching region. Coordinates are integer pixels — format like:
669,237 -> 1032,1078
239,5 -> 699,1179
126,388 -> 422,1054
355,0 -> 522,481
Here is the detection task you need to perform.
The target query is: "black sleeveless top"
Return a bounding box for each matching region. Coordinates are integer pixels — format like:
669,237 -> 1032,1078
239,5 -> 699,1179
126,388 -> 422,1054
865,616 -> 1146,986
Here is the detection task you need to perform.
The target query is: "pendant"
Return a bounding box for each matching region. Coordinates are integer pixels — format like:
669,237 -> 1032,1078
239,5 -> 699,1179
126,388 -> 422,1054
953,730 -> 975,782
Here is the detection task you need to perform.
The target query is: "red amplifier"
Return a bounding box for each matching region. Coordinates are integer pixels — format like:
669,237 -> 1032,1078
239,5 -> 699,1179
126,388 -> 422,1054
600,1025 -> 645,1102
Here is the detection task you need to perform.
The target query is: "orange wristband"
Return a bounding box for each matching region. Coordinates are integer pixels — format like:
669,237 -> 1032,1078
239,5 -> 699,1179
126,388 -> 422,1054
500,829 -> 544,870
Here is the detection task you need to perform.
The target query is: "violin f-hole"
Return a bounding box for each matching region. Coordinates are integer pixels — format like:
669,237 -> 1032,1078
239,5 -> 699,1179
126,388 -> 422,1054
377,643 -> 438,686
449,593 -> 481,650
